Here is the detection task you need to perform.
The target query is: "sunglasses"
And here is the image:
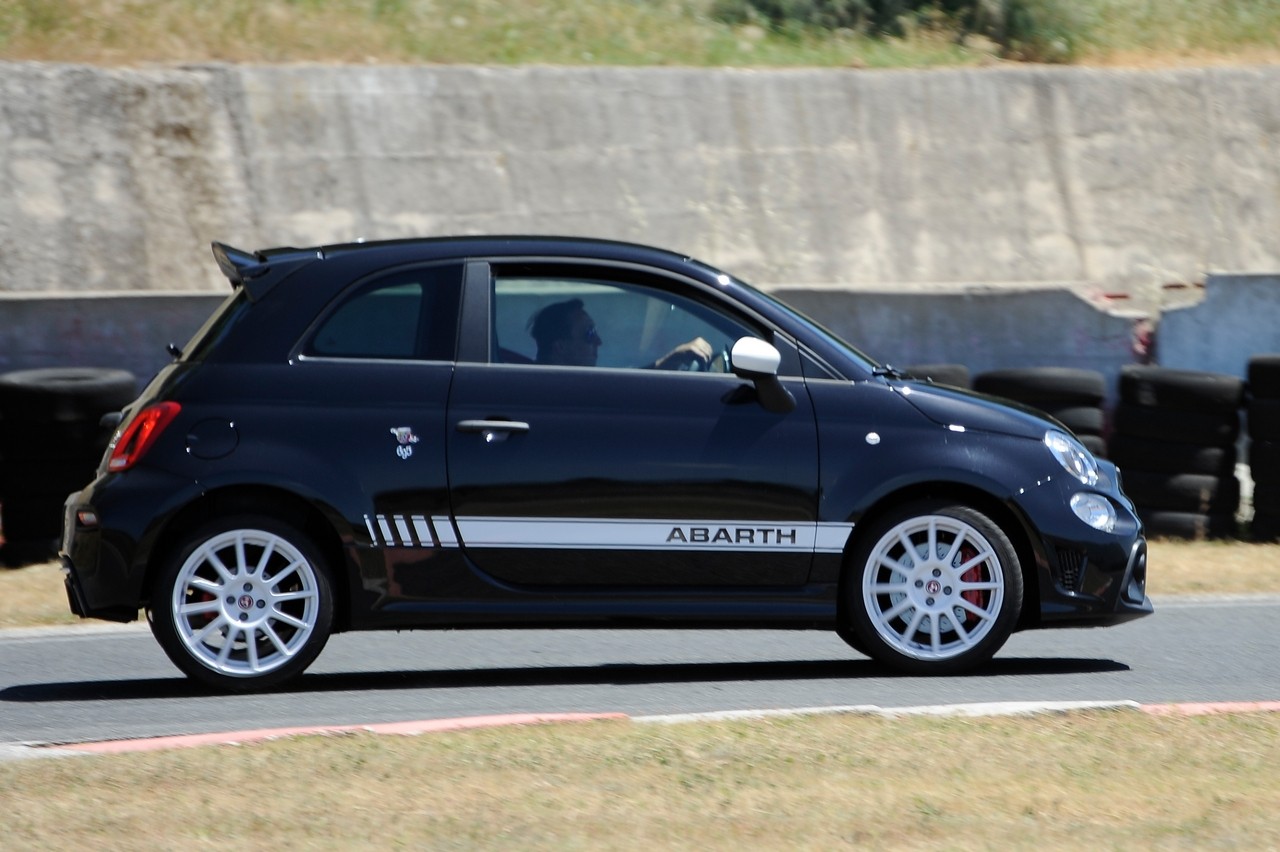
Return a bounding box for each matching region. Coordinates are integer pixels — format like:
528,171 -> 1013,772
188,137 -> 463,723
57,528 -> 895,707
581,326 -> 601,345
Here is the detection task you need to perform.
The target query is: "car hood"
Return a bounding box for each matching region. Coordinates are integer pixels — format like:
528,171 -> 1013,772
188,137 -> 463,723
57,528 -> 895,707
889,380 -> 1059,441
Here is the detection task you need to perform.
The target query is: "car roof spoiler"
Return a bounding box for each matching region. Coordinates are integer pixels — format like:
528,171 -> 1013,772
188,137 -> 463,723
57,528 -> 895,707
211,242 -> 323,301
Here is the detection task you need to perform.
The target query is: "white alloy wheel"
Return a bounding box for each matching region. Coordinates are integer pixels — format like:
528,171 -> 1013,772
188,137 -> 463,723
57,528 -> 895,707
151,518 -> 333,690
848,504 -> 1022,674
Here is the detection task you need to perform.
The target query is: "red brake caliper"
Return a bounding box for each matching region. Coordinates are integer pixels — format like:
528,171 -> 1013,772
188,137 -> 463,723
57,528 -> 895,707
958,544 -> 983,625
198,591 -> 217,624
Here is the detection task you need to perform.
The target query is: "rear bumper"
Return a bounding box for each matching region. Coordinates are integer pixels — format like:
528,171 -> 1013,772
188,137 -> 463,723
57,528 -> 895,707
60,492 -> 141,623
60,469 -> 197,623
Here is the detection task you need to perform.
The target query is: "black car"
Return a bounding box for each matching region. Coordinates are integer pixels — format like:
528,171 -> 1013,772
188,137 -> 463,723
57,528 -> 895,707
61,236 -> 1151,691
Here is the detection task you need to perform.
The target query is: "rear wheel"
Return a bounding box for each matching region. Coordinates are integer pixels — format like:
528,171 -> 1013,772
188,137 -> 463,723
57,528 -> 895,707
148,516 -> 333,692
844,503 -> 1023,674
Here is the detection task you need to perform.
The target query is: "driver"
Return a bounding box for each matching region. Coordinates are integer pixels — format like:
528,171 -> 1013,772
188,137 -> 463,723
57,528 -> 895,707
529,298 -> 713,370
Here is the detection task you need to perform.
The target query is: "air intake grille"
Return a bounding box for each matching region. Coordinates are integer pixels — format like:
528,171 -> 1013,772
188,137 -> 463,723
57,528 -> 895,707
1055,548 -> 1086,592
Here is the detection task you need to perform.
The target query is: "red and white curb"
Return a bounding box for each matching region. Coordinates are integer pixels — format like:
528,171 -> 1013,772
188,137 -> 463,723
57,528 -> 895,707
5,700 -> 1279,762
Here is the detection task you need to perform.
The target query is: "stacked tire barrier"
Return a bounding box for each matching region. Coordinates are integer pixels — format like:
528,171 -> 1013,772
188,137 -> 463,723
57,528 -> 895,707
0,368 -> 137,566
1247,355 -> 1280,541
1108,365 -> 1244,540
972,367 -> 1108,458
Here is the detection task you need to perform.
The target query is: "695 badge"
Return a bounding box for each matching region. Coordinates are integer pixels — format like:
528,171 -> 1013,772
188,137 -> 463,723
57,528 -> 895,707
390,426 -> 419,459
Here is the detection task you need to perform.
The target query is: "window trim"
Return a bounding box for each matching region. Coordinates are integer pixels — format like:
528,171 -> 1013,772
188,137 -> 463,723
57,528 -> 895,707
468,257 -> 804,377
293,260 -> 464,364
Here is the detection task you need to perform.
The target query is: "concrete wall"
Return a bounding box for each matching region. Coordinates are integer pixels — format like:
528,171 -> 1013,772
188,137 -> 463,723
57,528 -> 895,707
2,63 -> 1277,394
1159,274 -> 1280,379
0,292 -> 223,385
3,63 -> 1280,309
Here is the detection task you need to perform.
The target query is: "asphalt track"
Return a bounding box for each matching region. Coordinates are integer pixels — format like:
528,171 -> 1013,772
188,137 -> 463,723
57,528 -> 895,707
3,594 -> 1279,761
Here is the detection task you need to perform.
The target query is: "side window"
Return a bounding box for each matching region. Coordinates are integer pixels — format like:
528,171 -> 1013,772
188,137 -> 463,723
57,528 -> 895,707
492,271 -> 758,372
305,264 -> 461,361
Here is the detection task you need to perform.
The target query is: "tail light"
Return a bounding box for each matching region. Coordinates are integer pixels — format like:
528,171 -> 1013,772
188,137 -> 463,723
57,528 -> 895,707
107,402 -> 181,472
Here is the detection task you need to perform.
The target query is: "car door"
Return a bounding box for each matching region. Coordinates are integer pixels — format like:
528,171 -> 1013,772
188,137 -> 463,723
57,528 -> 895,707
282,262 -> 463,606
444,260 -> 826,588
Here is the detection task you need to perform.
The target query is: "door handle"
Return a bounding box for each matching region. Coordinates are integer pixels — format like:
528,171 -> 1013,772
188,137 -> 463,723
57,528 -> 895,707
456,419 -> 530,433
456,419 -> 530,442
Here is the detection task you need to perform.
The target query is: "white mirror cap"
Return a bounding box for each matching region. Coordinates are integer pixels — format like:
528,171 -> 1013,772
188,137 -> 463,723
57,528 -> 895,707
731,337 -> 781,376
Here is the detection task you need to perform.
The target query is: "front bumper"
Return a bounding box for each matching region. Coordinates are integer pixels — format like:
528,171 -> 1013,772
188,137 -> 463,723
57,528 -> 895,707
1016,463 -> 1153,627
1038,535 -> 1152,627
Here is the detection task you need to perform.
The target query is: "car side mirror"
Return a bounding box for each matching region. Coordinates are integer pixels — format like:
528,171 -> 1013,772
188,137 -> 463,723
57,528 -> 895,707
730,337 -> 796,414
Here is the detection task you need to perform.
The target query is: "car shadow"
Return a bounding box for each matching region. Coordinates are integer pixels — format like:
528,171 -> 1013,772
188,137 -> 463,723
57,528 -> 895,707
0,656 -> 1130,702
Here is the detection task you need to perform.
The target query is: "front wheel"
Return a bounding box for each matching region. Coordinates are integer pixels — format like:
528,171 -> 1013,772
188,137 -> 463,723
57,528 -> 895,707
844,503 -> 1023,674
148,517 -> 334,692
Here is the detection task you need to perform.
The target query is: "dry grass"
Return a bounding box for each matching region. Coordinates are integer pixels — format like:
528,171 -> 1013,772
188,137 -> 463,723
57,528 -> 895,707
2,710 -> 1278,848
3,544 -> 1276,846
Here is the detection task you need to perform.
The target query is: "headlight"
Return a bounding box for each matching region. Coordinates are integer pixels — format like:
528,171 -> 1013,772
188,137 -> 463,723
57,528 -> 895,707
1044,430 -> 1099,486
1070,492 -> 1116,532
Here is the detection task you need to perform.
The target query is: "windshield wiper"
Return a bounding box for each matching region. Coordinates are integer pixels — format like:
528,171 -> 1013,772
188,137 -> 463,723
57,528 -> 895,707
873,364 -> 909,380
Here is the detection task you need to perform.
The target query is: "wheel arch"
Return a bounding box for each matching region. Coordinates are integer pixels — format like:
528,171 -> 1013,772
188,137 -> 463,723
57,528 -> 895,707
835,481 -> 1044,633
142,485 -> 353,631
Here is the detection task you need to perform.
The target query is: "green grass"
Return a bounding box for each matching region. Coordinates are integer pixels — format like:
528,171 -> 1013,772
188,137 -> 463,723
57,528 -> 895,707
1,0 -> 1278,67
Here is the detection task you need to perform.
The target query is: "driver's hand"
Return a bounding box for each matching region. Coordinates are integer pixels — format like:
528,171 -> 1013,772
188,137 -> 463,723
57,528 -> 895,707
656,337 -> 713,370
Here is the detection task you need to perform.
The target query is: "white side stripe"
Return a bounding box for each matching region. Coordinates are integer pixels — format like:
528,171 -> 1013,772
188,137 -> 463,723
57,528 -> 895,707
365,514 -> 854,553
454,517 -> 853,553
394,516 -> 413,547
814,522 -> 856,553
432,515 -> 460,547
411,515 -> 434,547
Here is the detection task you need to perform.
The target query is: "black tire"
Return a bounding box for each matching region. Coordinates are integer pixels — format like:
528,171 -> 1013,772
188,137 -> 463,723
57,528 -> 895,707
1139,510 -> 1237,541
0,368 -> 136,422
1249,400 -> 1280,442
1108,434 -> 1236,477
1121,470 -> 1239,514
0,496 -> 66,542
904,363 -> 971,389
972,368 -> 1105,405
844,501 -> 1023,675
1249,441 -> 1280,485
147,516 -> 334,692
1252,483 -> 1280,515
1247,355 -> 1280,399
1252,512 -> 1280,542
0,457 -> 102,499
1112,402 -> 1239,446
1118,365 -> 1244,413
0,418 -> 115,449
1079,433 -> 1108,459
1038,404 -> 1105,436
835,626 -> 871,657
1,538 -> 59,568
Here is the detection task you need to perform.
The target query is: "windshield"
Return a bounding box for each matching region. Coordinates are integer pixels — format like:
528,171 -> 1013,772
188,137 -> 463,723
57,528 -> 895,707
696,263 -> 883,375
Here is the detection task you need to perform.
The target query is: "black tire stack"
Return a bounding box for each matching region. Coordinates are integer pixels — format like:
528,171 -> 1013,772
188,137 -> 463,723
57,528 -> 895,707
1247,355 -> 1280,541
1108,365 -> 1244,540
0,368 -> 136,566
972,367 -> 1108,458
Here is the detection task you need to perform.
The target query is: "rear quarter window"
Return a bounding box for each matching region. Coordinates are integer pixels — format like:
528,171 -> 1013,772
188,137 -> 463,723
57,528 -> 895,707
303,264 -> 461,361
179,290 -> 251,363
